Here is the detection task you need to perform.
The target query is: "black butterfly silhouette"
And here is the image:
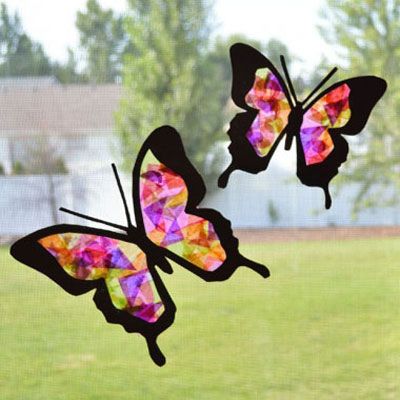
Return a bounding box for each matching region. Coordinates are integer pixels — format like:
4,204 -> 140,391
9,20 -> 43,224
218,43 -> 387,209
10,126 -> 269,366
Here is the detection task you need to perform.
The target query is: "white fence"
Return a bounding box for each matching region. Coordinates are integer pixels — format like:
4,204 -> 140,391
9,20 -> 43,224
204,167 -> 400,228
1,164 -> 399,236
0,168 -> 131,235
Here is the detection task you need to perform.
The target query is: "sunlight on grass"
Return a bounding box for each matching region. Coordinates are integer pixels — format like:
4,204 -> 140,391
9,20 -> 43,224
1,238 -> 399,399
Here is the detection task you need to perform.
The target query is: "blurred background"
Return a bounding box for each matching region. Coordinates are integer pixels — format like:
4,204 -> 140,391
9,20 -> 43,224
0,1 -> 399,399
0,0 -> 399,232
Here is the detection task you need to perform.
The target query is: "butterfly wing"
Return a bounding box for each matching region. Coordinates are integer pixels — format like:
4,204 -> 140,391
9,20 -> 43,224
218,43 -> 292,187
10,225 -> 176,366
297,77 -> 387,208
133,125 -> 270,281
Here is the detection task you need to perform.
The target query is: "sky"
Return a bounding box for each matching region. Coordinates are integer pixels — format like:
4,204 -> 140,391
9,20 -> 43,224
4,0 -> 334,70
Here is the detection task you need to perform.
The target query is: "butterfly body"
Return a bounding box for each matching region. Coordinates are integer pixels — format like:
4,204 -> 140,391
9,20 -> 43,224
11,125 -> 269,366
219,43 -> 387,209
283,102 -> 304,151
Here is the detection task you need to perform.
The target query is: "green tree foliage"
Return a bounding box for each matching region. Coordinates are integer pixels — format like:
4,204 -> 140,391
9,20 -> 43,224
0,2 -> 85,82
116,0 -> 227,184
76,0 -> 126,83
320,0 -> 398,212
52,48 -> 86,84
11,160 -> 25,175
116,1 -> 298,185
267,200 -> 280,225
0,3 -> 52,76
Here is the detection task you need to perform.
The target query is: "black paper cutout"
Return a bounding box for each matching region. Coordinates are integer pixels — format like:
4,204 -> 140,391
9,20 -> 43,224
218,43 -> 387,209
10,125 -> 269,367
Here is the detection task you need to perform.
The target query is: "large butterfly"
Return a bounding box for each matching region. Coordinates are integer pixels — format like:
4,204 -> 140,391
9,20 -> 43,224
218,43 -> 387,208
10,126 -> 269,366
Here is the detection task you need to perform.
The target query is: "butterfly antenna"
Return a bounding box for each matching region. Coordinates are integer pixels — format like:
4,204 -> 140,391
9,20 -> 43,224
59,207 -> 129,232
280,55 -> 297,106
111,163 -> 133,228
303,67 -> 338,107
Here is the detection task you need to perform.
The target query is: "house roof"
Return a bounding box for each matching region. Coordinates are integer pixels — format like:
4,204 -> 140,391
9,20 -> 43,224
0,80 -> 122,136
0,76 -> 59,88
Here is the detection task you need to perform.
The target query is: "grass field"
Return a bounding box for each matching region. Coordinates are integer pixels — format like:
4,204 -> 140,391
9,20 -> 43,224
1,237 -> 399,399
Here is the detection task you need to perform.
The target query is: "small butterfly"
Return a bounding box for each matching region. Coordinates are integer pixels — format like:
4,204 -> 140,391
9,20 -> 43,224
218,43 -> 387,208
10,125 -> 269,366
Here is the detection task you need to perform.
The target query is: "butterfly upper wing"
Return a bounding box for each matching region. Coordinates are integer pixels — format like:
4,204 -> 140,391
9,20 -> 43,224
10,225 -> 176,366
297,77 -> 387,208
244,65 -> 291,157
133,125 -> 270,281
300,83 -> 351,166
218,43 -> 292,188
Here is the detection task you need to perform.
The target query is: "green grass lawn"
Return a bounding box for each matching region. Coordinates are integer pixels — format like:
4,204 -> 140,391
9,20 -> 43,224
1,238 -> 399,399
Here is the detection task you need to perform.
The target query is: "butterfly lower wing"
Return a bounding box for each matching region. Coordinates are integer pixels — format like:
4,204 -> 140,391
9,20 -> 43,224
218,43 -> 291,187
133,125 -> 269,281
10,225 -> 176,366
297,77 -> 386,208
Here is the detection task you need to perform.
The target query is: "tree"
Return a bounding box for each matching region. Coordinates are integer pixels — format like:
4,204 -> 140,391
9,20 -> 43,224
319,0 -> 398,213
116,1 -> 300,186
53,48 -> 87,84
0,2 -> 85,81
76,0 -> 127,83
11,137 -> 68,224
116,0 -> 228,185
0,3 -> 52,76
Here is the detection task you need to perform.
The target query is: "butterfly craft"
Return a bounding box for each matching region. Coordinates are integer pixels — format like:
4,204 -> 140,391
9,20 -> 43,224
218,43 -> 387,208
10,126 -> 269,366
